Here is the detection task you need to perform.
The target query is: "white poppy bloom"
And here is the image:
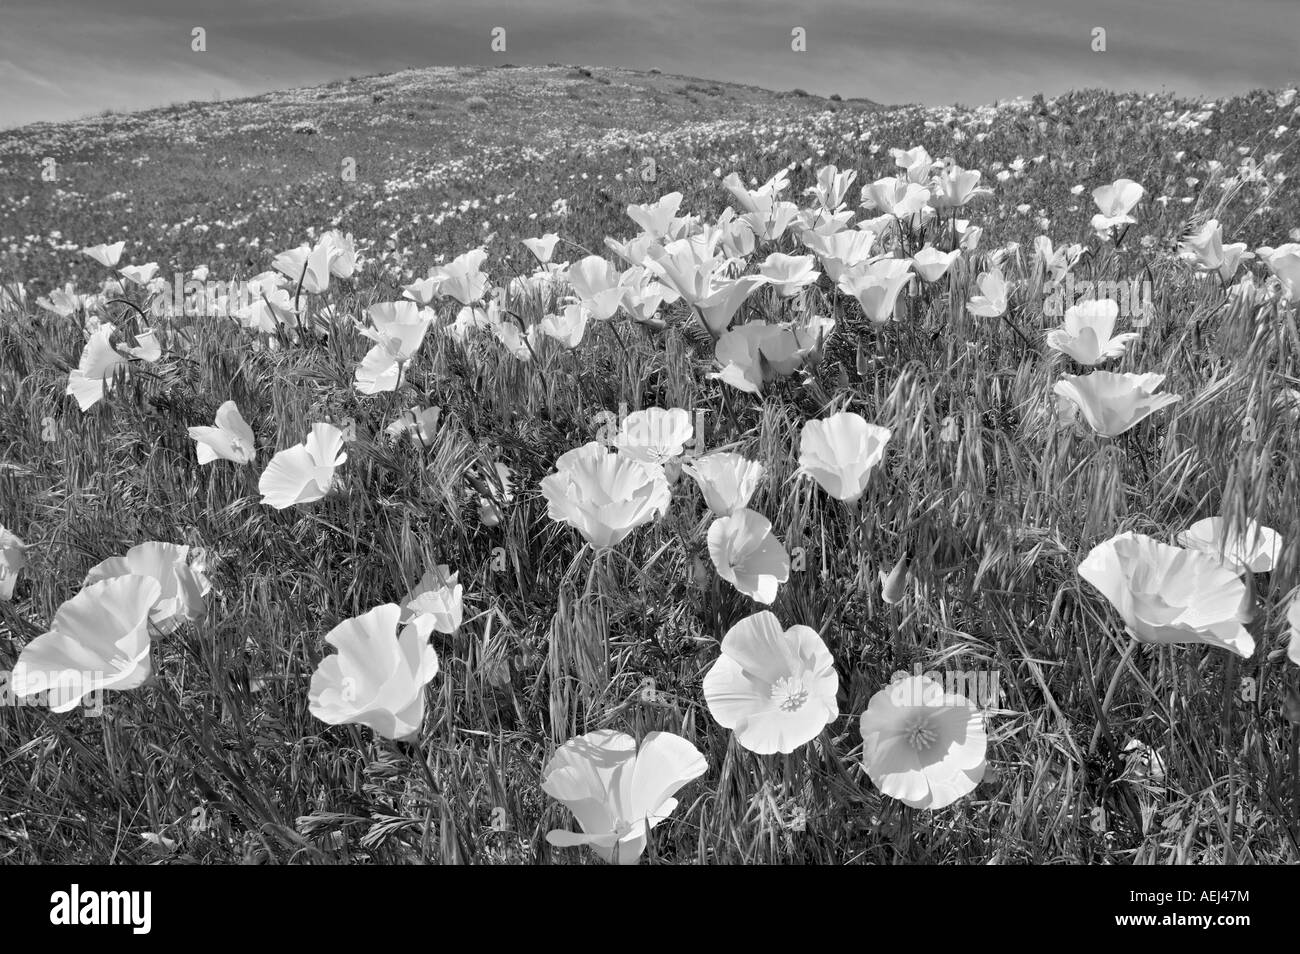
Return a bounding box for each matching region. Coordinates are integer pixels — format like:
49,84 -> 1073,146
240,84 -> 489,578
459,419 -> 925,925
860,674 -> 987,810
1045,299 -> 1139,365
258,423 -> 348,509
683,452 -> 764,517
1176,517 -> 1281,574
539,441 -> 670,548
706,508 -> 790,604
541,729 -> 707,865
1053,371 -> 1180,437
308,603 -> 439,741
703,610 -> 838,754
398,564 -> 463,635
187,400 -> 256,465
796,412 -> 891,503
1077,531 -> 1255,657
11,575 -> 162,712
83,541 -> 211,635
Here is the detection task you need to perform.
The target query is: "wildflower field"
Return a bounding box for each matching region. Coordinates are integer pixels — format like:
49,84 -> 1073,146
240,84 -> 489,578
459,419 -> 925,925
2,64 -> 1299,865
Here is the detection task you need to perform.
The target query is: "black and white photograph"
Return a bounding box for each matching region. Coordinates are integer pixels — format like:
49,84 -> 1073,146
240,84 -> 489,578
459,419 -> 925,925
0,0 -> 1297,910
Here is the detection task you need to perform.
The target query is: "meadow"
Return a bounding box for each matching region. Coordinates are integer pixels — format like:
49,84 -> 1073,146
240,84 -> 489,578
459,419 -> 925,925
1,64 -> 1299,864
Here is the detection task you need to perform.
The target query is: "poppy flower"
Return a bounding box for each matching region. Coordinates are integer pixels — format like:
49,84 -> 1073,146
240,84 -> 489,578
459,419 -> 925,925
929,164 -> 992,209
187,400 -> 255,465
1257,243 -> 1300,298
258,423 -> 348,509
398,564 -> 463,634
428,248 -> 490,305
796,412 -> 891,503
861,176 -> 931,218
385,405 -> 441,445
567,255 -> 625,320
805,229 -> 877,283
1053,371 -> 1180,437
10,575 -> 162,712
966,268 -> 1009,317
354,302 -> 433,394
118,263 -> 160,286
626,192 -> 684,239
683,452 -> 764,516
273,240 -> 333,294
707,508 -> 790,604
538,303 -> 589,348
541,728 -> 707,865
66,321 -> 128,410
613,407 -> 693,467
1045,299 -> 1139,365
81,242 -> 126,267
540,441 -> 670,548
859,674 -> 987,810
758,253 -> 820,297
1090,178 -> 1146,233
1077,531 -> 1255,657
0,524 -> 27,600
836,258 -> 912,324
1179,220 -> 1253,282
911,246 -> 960,283
523,233 -> 561,265
307,604 -> 440,741
1176,517 -> 1281,575
702,610 -> 838,754
83,541 -> 211,635
805,164 -> 857,211
1287,596 -> 1300,666
695,275 -> 766,337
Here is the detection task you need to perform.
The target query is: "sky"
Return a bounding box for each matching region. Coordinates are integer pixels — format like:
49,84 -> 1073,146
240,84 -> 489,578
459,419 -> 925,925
1,0 -> 1296,129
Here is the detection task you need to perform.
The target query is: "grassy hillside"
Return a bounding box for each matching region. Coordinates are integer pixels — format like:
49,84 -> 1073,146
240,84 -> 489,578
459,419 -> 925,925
2,65 -> 1300,864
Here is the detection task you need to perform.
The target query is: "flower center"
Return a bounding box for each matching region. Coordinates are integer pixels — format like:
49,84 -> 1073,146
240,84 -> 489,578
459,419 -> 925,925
770,675 -> 810,712
905,713 -> 939,751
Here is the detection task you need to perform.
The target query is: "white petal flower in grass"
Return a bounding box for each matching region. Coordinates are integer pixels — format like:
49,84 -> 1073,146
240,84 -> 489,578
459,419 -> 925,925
614,407 -> 693,466
539,441 -> 670,548
758,252 -> 820,297
1077,531 -> 1255,657
1053,371 -> 1180,437
860,674 -> 987,810
307,604 -> 439,742
398,564 -> 463,635
1287,597 -> 1300,666
626,192 -> 683,239
272,240 -> 332,295
187,400 -> 255,465
66,321 -> 127,411
796,411 -> 891,504
966,268 -> 1008,317
703,610 -> 838,754
1045,299 -> 1138,365
910,246 -> 960,283
83,542 -> 211,635
258,423 -> 348,510
118,262 -> 159,286
11,575 -> 162,713
537,303 -> 589,348
1176,517 -> 1281,575
1090,178 -> 1146,233
541,729 -> 706,865
81,241 -> 125,267
0,524 -> 28,601
683,452 -> 763,517
522,233 -> 561,265
354,302 -> 433,394
707,508 -> 790,604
